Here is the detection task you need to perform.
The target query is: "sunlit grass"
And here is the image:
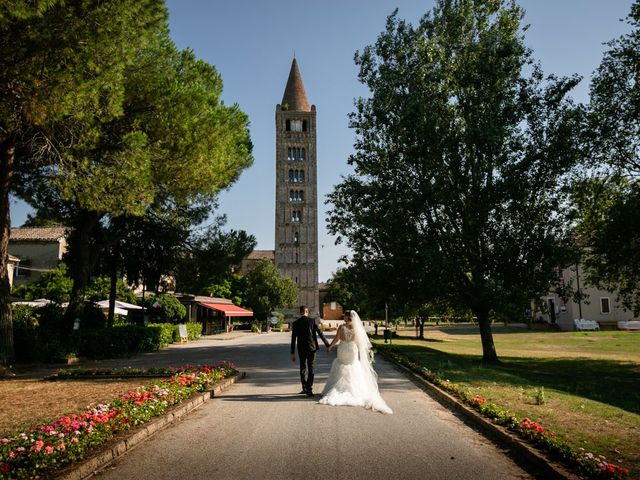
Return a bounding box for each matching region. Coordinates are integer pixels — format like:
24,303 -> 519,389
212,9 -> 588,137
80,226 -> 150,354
373,326 -> 640,476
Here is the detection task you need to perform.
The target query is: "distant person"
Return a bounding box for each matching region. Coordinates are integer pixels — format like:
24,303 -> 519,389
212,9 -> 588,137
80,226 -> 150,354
320,310 -> 393,414
290,306 -> 329,396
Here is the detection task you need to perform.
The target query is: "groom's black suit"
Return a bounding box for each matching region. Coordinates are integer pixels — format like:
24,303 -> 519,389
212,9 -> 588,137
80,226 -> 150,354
290,315 -> 330,394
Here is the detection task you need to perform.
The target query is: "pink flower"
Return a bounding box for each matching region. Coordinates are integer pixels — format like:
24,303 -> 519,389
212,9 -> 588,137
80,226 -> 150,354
71,437 -> 79,443
44,445 -> 54,455
0,438 -> 9,444
33,440 -> 44,452
8,451 -> 16,459
57,444 -> 66,452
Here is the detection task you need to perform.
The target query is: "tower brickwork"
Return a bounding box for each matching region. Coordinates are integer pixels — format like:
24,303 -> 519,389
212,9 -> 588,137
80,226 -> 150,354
275,58 -> 319,314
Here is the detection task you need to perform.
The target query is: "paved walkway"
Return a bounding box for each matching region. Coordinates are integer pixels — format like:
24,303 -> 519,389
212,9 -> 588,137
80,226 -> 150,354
75,331 -> 532,480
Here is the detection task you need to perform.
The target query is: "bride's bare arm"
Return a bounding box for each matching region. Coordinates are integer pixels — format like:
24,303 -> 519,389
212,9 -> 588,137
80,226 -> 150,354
327,325 -> 342,352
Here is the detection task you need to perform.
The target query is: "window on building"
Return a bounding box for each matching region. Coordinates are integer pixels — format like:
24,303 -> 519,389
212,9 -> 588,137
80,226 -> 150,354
291,120 -> 303,132
15,259 -> 31,278
295,253 -> 299,264
600,297 -> 611,314
302,120 -> 308,132
300,170 -> 305,182
299,190 -> 304,202
288,169 -> 294,183
287,148 -> 293,161
301,148 -> 305,161
286,119 -> 291,131
292,210 -> 301,223
294,231 -> 299,244
289,190 -> 294,202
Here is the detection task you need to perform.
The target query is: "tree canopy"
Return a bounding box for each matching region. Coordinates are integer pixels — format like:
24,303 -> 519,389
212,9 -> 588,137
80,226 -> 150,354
328,0 -> 584,361
243,259 -> 298,321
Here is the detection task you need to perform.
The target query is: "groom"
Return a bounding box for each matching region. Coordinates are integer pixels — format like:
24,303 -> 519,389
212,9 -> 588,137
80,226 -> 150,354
290,305 -> 330,397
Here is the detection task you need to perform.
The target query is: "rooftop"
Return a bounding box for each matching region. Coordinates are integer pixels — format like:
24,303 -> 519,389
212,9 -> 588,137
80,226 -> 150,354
281,58 -> 311,112
10,227 -> 67,242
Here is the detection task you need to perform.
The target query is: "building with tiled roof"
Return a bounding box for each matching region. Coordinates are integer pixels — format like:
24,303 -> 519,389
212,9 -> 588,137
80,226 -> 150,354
9,227 -> 68,286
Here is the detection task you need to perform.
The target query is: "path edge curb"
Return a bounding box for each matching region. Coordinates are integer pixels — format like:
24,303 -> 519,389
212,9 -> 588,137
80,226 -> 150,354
379,351 -> 580,480
57,371 -> 246,480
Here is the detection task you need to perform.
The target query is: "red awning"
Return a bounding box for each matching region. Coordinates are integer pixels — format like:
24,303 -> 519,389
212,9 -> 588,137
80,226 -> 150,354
199,302 -> 253,317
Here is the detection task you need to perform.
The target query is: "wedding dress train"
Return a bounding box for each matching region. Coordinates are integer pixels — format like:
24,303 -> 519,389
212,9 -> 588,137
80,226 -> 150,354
319,318 -> 392,414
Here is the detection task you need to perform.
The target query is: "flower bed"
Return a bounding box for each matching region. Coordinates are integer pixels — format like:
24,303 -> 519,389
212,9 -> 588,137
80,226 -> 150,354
377,346 -> 629,479
0,362 -> 237,479
48,365 -> 210,380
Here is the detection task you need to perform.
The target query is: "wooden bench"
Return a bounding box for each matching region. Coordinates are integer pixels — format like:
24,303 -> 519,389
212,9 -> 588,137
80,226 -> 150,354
574,319 -> 600,331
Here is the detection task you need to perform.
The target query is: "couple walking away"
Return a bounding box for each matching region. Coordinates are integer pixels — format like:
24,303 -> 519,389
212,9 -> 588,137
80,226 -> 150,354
290,306 -> 392,414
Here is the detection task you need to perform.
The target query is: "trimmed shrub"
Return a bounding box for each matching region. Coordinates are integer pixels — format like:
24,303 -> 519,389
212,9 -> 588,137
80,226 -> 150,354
145,294 -> 186,323
186,322 -> 202,340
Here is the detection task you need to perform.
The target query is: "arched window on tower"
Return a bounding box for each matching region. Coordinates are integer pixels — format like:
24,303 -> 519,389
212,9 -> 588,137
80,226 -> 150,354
286,119 -> 291,131
291,120 -> 303,132
301,148 -> 305,161
299,190 -> 304,202
289,190 -> 294,202
288,169 -> 294,183
287,148 -> 293,161
294,231 -> 299,245
295,253 -> 299,264
302,120 -> 308,132
299,170 -> 305,183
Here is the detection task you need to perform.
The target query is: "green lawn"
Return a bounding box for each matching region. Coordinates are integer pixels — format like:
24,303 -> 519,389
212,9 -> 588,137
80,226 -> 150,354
373,325 -> 640,477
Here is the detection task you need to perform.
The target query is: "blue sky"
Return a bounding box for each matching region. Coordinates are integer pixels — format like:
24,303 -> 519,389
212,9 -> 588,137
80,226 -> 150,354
10,0 -> 635,282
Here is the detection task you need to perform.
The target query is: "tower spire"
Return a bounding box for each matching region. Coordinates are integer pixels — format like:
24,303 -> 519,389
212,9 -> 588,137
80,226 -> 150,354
281,58 -> 310,112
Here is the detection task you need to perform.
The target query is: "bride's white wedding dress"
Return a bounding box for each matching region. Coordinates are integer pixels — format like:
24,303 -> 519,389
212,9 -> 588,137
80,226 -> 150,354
319,324 -> 393,414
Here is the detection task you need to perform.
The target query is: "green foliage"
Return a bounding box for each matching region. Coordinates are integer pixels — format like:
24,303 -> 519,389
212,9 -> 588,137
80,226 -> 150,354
12,264 -> 73,304
84,276 -> 138,304
206,273 -> 246,306
328,1 -> 585,361
533,386 -> 546,405
243,259 -> 297,321
145,294 -> 187,323
78,325 -> 166,359
185,322 -> 202,340
147,322 -> 176,347
589,1 -> 640,175
572,177 -> 640,315
175,218 -> 256,295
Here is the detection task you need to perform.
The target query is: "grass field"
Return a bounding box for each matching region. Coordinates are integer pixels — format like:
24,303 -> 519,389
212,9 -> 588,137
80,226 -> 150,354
373,325 -> 640,476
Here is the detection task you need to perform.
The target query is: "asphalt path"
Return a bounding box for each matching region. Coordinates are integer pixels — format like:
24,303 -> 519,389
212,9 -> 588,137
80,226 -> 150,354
93,331 -> 532,480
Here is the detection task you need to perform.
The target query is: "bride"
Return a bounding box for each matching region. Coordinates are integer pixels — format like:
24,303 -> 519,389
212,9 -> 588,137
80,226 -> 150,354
319,310 -> 392,414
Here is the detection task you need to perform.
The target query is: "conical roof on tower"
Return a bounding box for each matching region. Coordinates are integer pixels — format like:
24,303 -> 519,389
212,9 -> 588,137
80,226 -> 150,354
281,58 -> 311,112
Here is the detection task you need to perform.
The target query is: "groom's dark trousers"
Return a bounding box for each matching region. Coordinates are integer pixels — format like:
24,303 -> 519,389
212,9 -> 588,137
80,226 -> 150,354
291,315 -> 330,393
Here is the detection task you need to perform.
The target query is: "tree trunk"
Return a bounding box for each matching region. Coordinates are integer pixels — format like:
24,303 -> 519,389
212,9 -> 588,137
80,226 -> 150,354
475,306 -> 499,363
107,243 -> 119,328
0,138 -> 15,366
418,315 -> 425,339
67,211 -> 102,320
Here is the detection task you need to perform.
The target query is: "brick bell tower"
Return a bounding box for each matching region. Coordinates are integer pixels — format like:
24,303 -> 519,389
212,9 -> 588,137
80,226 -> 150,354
275,58 -> 319,315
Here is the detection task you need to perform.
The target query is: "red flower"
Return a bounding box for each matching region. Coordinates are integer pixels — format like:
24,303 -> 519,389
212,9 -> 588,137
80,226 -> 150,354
1,462 -> 9,474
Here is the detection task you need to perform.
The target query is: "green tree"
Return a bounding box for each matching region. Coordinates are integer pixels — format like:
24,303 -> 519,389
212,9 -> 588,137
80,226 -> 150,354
574,2 -> 640,313
206,273 -> 246,307
0,0 -> 167,364
11,264 -> 73,304
175,217 -> 256,295
145,294 -> 186,324
13,28 -> 253,323
328,1 -> 584,362
84,276 -> 138,305
244,259 -> 298,322
588,1 -> 639,175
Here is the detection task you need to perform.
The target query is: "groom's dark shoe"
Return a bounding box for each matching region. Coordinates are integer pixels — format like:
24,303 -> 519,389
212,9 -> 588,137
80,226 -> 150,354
306,390 -> 314,397
299,388 -> 308,394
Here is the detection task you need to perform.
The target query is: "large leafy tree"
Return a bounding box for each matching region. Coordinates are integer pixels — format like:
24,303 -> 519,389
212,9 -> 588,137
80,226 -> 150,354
328,1 -> 584,362
0,0 -> 167,364
574,1 -> 640,313
244,259 -> 298,322
15,30 -> 253,321
174,216 -> 256,295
